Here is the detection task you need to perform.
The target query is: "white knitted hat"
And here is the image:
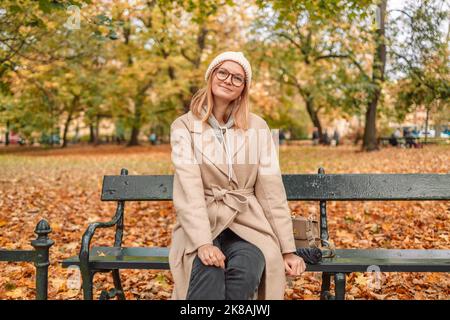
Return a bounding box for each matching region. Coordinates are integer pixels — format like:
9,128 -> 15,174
204,51 -> 252,88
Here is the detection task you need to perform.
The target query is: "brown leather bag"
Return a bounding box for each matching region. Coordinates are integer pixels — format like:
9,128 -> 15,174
292,215 -> 336,258
292,215 -> 320,248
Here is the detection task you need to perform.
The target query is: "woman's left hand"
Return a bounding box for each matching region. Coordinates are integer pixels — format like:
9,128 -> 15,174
283,252 -> 306,276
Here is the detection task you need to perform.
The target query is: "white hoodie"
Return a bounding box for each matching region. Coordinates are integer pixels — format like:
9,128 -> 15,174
200,106 -> 235,183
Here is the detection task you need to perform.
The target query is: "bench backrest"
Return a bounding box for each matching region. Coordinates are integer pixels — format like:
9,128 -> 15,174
101,169 -> 450,201
99,168 -> 449,246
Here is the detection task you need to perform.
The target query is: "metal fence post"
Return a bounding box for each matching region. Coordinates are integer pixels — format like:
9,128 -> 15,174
31,219 -> 54,300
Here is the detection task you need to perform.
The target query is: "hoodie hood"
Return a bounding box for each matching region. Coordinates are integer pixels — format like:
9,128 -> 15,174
200,105 -> 234,143
200,105 -> 235,183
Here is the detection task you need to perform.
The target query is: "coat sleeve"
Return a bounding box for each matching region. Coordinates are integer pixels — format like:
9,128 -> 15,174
170,119 -> 213,254
254,121 -> 297,254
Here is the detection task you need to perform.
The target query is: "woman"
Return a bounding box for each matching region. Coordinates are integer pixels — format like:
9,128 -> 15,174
169,51 -> 305,300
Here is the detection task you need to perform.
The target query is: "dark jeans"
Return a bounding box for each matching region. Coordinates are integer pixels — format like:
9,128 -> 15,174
186,228 -> 265,300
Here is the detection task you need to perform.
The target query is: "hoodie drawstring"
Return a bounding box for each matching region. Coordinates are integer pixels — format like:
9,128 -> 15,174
219,126 -> 233,183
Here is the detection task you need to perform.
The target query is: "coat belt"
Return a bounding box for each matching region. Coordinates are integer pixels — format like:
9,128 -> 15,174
204,184 -> 255,213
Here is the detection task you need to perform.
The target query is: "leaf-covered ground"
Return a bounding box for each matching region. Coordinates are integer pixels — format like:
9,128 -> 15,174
0,144 -> 449,300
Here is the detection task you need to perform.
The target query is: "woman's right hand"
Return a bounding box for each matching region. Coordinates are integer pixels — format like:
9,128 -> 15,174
197,244 -> 226,269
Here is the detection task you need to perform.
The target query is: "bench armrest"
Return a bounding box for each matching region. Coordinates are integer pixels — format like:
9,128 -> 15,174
79,201 -> 124,269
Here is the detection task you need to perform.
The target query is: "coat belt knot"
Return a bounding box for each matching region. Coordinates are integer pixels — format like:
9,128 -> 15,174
205,184 -> 255,213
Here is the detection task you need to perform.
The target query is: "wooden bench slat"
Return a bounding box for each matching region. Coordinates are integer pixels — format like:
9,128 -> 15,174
330,249 -> 450,259
62,248 -> 450,272
90,246 -> 169,257
101,174 -> 450,201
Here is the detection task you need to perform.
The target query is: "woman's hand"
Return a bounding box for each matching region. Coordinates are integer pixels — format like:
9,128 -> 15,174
283,252 -> 306,276
198,244 -> 226,269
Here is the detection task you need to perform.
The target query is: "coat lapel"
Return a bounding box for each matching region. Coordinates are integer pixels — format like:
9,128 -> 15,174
230,127 -> 247,162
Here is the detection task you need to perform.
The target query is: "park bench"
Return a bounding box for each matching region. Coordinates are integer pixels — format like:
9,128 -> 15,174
0,219 -> 54,300
378,136 -> 449,147
62,168 -> 450,300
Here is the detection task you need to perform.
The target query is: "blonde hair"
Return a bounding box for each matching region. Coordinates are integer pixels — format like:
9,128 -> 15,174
190,62 -> 250,130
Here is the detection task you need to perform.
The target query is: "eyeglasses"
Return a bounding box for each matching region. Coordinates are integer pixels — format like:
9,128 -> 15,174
215,68 -> 245,87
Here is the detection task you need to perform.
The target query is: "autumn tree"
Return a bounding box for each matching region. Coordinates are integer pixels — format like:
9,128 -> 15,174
1,0 -> 112,147
388,0 -> 449,143
254,0 -> 374,144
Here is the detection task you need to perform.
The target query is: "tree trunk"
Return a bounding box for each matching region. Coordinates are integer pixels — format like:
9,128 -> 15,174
123,14 -> 141,146
128,127 -> 140,146
61,112 -> 73,148
89,124 -> 95,144
305,95 -> 324,142
183,97 -> 191,114
128,128 -> 140,146
94,115 -> 100,145
61,96 -> 79,148
183,84 -> 199,113
5,120 -> 9,146
128,101 -> 143,146
128,80 -> 153,146
363,96 -> 379,151
362,0 -> 386,152
424,107 -> 430,144
180,25 -> 208,114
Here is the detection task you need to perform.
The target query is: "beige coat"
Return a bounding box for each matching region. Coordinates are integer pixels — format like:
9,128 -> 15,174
168,110 -> 297,300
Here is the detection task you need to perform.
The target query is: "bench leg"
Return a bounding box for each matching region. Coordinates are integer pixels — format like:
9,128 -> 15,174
334,273 -> 346,300
112,269 -> 126,300
81,270 -> 94,300
320,273 -> 333,300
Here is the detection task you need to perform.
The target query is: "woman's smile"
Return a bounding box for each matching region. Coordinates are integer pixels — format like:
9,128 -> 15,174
219,85 -> 232,92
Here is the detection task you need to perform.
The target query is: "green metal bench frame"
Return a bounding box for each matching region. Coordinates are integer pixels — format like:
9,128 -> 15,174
62,168 -> 450,300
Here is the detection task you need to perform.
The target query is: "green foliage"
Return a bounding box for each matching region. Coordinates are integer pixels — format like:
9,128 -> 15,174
0,0 -> 447,146
386,0 -> 449,122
